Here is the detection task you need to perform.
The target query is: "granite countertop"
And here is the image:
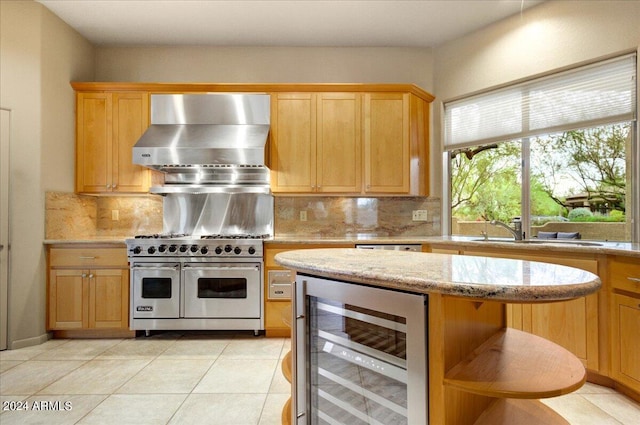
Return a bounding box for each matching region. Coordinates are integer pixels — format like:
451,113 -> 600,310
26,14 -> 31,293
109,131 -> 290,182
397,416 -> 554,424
44,237 -> 127,245
274,248 -> 602,303
267,234 -> 640,257
43,234 -> 640,258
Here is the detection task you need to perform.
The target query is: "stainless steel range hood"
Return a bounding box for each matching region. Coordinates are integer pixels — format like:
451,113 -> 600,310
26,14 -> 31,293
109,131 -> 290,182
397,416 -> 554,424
133,93 -> 270,170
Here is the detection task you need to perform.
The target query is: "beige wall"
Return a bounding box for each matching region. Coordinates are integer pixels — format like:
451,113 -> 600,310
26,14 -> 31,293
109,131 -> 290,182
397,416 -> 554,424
95,46 -> 434,89
432,0 -> 640,197
0,0 -> 94,348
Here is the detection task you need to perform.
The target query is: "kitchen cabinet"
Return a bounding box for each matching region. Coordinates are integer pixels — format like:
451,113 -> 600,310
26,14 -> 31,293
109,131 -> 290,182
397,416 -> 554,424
462,249 -> 600,371
263,243 -> 354,337
270,93 -> 361,194
48,246 -> 130,332
363,92 -> 430,195
75,91 -> 151,193
270,90 -> 430,195
363,92 -> 409,193
609,256 -> 640,392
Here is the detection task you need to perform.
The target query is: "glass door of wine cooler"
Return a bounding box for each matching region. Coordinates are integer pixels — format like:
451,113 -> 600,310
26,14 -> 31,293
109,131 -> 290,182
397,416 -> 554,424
294,275 -> 427,425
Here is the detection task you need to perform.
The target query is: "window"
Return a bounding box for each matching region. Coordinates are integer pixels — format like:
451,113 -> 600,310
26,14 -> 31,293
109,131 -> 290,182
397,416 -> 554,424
444,54 -> 637,242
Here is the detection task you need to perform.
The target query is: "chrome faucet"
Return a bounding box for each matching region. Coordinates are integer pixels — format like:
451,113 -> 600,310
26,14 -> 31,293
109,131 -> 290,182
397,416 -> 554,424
490,219 -> 523,240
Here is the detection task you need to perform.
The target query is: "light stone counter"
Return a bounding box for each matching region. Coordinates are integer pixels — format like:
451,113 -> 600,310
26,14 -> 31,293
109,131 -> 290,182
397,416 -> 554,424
274,248 -> 601,303
44,238 -> 126,245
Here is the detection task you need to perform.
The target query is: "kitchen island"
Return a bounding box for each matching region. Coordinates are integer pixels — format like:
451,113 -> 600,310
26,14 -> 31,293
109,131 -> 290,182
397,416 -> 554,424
275,248 -> 601,425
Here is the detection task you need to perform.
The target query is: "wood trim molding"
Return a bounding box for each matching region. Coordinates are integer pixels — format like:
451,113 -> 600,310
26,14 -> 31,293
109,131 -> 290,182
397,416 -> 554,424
70,82 -> 435,103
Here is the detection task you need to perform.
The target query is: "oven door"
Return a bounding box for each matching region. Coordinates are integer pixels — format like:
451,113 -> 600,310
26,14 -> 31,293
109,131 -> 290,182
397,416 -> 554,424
131,263 -> 180,319
183,263 -> 261,318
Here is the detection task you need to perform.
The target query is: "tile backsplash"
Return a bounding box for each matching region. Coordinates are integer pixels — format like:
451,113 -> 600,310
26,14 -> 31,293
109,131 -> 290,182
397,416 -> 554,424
45,192 -> 441,239
275,196 -> 441,237
45,192 -> 162,239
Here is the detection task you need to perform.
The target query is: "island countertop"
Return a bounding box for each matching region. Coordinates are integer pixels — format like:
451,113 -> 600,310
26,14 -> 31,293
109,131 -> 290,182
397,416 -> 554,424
274,248 -> 601,303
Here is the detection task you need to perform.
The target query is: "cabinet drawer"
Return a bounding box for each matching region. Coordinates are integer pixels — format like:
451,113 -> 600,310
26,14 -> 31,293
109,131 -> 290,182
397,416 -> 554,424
49,248 -> 128,268
609,256 -> 640,294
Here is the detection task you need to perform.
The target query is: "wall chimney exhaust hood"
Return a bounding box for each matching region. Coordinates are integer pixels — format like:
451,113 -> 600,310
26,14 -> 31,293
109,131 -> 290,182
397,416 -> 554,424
133,93 -> 271,171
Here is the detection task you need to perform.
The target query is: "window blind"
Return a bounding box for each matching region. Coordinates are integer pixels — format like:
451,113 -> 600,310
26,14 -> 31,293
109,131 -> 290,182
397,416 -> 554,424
444,54 -> 637,149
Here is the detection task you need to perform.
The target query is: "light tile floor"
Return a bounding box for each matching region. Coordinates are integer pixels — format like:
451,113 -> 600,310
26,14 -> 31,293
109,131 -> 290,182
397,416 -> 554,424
0,332 -> 638,424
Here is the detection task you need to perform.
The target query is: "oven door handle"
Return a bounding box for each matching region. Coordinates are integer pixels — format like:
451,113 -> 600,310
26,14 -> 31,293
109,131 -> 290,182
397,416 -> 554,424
132,264 -> 179,271
182,265 -> 260,271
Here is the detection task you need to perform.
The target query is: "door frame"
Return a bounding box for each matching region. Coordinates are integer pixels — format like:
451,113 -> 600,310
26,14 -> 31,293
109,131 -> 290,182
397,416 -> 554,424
0,108 -> 11,350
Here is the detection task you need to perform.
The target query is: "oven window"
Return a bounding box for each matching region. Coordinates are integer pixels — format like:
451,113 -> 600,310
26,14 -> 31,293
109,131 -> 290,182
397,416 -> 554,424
197,278 -> 247,299
142,278 -> 172,299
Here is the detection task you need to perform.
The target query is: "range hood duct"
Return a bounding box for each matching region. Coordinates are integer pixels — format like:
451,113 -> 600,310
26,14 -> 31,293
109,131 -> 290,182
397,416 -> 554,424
133,93 -> 270,170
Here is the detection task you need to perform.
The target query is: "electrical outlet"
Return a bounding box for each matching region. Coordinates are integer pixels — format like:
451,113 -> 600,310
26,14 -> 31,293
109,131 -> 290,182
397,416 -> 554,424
300,210 -> 307,221
412,210 -> 428,221
111,210 -> 119,221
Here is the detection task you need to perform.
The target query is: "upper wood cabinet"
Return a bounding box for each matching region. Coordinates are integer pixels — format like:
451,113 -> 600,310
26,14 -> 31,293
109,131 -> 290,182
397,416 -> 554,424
270,93 -> 362,194
363,93 -> 409,193
75,91 -> 151,194
71,83 -> 433,196
270,90 -> 430,195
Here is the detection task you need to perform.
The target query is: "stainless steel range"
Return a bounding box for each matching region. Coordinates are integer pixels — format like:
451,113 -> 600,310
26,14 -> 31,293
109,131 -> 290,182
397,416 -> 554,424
127,93 -> 274,334
127,234 -> 267,335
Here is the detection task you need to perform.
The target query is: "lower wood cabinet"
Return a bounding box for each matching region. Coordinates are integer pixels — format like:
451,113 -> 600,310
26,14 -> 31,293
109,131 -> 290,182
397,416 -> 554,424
609,256 -> 640,393
610,293 -> 640,390
263,243 -> 354,337
48,246 -> 129,331
458,249 -> 600,371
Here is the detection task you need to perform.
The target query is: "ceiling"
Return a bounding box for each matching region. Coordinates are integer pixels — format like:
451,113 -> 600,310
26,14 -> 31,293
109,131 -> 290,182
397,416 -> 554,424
37,0 -> 544,48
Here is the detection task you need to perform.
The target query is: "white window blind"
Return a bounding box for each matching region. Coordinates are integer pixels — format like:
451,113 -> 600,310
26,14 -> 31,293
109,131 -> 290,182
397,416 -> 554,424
444,54 -> 637,149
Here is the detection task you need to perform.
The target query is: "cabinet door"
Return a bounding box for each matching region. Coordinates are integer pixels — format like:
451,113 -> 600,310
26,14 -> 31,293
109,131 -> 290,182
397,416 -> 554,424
76,93 -> 112,193
611,293 -> 640,390
316,93 -> 361,193
112,92 -> 150,193
363,93 -> 410,193
271,93 -> 317,192
49,269 -> 89,329
89,268 -> 129,329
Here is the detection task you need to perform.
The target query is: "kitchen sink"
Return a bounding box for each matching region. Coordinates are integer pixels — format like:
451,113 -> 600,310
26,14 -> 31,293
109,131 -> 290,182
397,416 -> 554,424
471,239 -> 603,247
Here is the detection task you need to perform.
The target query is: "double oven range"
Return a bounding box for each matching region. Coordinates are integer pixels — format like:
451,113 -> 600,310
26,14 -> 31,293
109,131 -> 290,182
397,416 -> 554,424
127,234 -> 267,335
126,92 -> 274,335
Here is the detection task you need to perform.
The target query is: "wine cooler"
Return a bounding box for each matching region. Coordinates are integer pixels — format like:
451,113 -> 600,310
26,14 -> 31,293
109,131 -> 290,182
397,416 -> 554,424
293,275 -> 428,424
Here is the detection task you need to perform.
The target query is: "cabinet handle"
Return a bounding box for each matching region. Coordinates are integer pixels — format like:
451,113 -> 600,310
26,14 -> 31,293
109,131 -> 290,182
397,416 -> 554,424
81,273 -> 87,278
79,256 -> 96,260
628,277 -> 640,283
106,184 -> 111,189
112,183 -> 117,189
88,274 -> 94,279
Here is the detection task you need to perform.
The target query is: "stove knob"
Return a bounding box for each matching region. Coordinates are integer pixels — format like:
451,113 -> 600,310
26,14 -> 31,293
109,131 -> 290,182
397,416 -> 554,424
215,246 -> 223,254
158,245 -> 168,253
169,244 -> 178,253
179,245 -> 188,253
147,246 -> 156,254
200,246 -> 209,254
224,244 -> 232,253
133,246 -> 142,255
248,246 -> 256,255
234,246 -> 242,255
190,245 -> 199,253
